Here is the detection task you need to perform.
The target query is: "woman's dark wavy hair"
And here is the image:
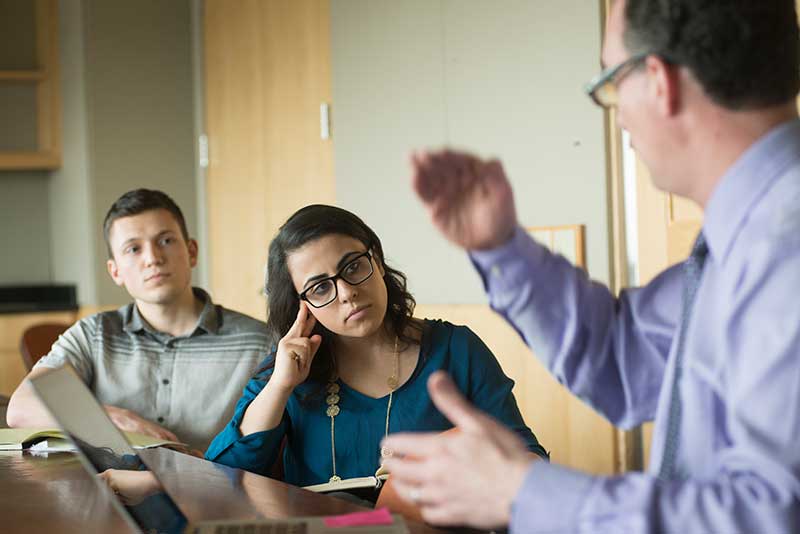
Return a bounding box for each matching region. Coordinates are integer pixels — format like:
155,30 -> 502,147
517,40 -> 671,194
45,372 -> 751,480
258,204 -> 422,400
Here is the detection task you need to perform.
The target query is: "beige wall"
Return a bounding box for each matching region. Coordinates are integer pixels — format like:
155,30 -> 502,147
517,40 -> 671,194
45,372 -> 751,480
0,0 -> 198,307
332,0 -> 608,303
48,0 -> 97,304
84,0 -> 197,305
0,173 -> 52,283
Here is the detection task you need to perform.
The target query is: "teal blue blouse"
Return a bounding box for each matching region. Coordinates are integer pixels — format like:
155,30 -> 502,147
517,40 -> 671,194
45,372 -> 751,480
205,319 -> 548,486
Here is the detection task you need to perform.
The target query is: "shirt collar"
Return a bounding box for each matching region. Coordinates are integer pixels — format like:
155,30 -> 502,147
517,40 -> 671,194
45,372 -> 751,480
123,287 -> 220,336
703,118 -> 800,263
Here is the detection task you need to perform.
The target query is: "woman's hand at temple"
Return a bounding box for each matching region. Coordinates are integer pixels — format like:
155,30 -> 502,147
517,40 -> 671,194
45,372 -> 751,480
239,302 -> 322,436
270,302 -> 323,391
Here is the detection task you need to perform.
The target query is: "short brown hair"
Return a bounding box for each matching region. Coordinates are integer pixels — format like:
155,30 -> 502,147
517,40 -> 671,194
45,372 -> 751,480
103,189 -> 189,258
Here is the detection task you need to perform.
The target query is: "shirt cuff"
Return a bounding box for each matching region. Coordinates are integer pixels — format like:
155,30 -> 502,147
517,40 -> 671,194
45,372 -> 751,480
468,226 -> 547,294
510,460 -> 596,534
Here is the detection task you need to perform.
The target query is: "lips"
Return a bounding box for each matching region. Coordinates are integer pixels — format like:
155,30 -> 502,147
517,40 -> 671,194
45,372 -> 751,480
145,272 -> 170,283
346,304 -> 371,322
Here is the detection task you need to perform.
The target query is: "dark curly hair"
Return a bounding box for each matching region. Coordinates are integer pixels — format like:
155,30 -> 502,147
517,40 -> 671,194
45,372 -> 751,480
258,205 -> 423,398
623,0 -> 800,110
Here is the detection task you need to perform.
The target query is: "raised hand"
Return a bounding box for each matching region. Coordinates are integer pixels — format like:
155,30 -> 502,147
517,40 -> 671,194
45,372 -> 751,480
269,302 -> 323,392
411,149 -> 518,251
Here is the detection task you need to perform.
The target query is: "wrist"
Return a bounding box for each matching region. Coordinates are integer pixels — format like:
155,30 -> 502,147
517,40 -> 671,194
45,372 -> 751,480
265,379 -> 295,397
104,404 -> 125,419
503,457 -> 536,522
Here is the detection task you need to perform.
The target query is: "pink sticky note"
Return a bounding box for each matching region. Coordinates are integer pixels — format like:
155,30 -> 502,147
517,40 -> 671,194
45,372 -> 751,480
323,507 -> 394,528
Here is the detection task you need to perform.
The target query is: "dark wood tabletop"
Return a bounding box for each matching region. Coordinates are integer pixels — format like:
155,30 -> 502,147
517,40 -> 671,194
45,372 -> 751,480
0,447 -> 454,534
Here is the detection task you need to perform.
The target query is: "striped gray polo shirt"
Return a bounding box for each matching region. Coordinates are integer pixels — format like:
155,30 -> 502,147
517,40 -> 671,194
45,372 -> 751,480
35,288 -> 268,451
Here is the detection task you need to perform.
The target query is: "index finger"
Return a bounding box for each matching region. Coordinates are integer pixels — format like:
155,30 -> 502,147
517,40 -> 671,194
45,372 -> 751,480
287,301 -> 310,337
301,308 -> 317,338
381,431 -> 443,460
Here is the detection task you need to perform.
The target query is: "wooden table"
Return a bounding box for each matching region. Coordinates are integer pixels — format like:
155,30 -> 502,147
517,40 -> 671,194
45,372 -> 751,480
0,448 -> 453,533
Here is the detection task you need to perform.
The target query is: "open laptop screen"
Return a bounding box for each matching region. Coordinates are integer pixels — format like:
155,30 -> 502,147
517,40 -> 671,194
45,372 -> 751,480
30,365 -> 188,534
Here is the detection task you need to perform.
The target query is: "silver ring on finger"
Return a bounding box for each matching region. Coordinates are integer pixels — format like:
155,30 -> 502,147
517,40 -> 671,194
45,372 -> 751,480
290,352 -> 301,362
408,487 -> 422,504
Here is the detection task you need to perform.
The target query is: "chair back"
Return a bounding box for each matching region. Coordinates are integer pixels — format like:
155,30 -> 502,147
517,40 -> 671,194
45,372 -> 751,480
19,323 -> 69,371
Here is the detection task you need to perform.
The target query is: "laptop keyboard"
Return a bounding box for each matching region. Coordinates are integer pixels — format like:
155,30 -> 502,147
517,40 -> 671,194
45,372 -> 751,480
212,525 -> 307,534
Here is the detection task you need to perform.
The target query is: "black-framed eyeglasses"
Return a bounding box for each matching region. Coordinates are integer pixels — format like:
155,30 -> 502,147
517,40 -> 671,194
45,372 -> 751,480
298,251 -> 375,308
584,52 -> 649,108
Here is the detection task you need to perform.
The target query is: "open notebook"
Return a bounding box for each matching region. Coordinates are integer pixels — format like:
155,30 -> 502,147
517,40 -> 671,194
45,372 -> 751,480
28,366 -> 408,534
0,427 -> 184,452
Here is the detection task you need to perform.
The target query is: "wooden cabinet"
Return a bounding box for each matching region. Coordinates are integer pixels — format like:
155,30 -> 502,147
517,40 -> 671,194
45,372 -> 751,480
0,0 -> 60,170
204,0 -> 334,320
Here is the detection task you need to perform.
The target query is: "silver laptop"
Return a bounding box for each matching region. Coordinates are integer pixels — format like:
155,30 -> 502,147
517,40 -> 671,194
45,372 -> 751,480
30,365 -> 407,534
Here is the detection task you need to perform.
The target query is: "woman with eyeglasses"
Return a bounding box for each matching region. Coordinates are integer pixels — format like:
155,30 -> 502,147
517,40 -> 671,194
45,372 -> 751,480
205,204 -> 547,501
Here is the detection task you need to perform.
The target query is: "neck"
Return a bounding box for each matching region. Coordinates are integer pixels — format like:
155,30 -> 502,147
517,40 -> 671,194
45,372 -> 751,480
683,102 -> 797,208
135,288 -> 203,337
334,324 -> 396,367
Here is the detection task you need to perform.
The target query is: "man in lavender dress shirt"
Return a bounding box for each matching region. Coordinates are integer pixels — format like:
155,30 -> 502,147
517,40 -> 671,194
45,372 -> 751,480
382,0 -> 800,532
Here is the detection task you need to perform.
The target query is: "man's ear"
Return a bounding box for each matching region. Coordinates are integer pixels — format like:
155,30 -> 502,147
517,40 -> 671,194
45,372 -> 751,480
187,238 -> 199,268
107,258 -> 125,287
646,55 -> 681,117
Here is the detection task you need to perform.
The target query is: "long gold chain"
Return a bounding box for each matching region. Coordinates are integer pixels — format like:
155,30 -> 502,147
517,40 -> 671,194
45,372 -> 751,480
326,336 -> 399,484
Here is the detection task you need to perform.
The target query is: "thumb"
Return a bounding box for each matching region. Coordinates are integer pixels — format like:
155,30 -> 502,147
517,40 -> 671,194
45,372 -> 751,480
427,370 -> 485,433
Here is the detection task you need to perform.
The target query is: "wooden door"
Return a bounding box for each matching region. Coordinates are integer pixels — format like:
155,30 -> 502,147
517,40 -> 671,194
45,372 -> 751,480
204,0 -> 335,319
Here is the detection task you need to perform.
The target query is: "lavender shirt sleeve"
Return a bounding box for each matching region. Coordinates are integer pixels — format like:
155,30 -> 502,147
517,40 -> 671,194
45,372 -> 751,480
470,227 -> 681,429
470,226 -> 800,533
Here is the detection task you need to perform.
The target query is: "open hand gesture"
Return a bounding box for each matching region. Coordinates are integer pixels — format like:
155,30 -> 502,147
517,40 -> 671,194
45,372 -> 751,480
381,371 -> 537,528
411,149 -> 518,251
270,302 -> 323,391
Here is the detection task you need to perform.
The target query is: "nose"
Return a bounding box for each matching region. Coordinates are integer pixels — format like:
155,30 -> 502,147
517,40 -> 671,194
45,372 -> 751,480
143,242 -> 165,266
336,278 -> 357,303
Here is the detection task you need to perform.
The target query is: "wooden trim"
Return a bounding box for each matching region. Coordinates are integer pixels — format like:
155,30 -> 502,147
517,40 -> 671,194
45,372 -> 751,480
0,151 -> 61,170
0,70 -> 46,82
0,0 -> 61,170
35,0 -> 61,161
526,224 -> 586,270
598,0 -> 644,474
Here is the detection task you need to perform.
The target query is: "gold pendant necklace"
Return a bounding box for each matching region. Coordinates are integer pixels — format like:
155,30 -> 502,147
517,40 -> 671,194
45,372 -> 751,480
326,336 -> 399,484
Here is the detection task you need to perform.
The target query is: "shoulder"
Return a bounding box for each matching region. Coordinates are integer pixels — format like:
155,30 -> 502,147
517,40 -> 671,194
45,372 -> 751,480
217,306 -> 267,330
423,318 -> 483,346
714,168 -> 800,315
67,305 -> 129,338
213,306 -> 269,344
421,318 -> 494,368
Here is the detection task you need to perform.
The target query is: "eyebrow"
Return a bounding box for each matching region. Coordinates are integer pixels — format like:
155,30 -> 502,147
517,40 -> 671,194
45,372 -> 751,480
302,250 -> 365,289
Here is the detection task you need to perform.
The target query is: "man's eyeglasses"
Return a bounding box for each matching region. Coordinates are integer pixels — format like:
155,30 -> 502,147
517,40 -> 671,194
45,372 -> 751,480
584,52 -> 649,108
298,251 -> 375,308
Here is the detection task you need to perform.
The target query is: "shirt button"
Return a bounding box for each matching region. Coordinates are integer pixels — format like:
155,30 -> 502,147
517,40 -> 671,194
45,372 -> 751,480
490,265 -> 502,278
157,417 -> 164,423
162,379 -> 170,385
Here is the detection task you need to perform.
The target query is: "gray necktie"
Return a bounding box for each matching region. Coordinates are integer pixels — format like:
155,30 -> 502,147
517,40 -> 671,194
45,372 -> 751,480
658,232 -> 709,480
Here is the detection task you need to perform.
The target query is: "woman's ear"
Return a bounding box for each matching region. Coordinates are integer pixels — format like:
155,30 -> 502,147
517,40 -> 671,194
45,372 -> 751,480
372,249 -> 386,276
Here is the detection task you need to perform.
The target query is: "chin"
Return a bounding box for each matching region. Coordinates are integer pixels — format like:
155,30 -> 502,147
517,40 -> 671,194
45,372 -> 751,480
138,286 -> 186,306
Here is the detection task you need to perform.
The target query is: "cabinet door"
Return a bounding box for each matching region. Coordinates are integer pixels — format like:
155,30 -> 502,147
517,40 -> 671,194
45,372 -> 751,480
204,0 -> 335,319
